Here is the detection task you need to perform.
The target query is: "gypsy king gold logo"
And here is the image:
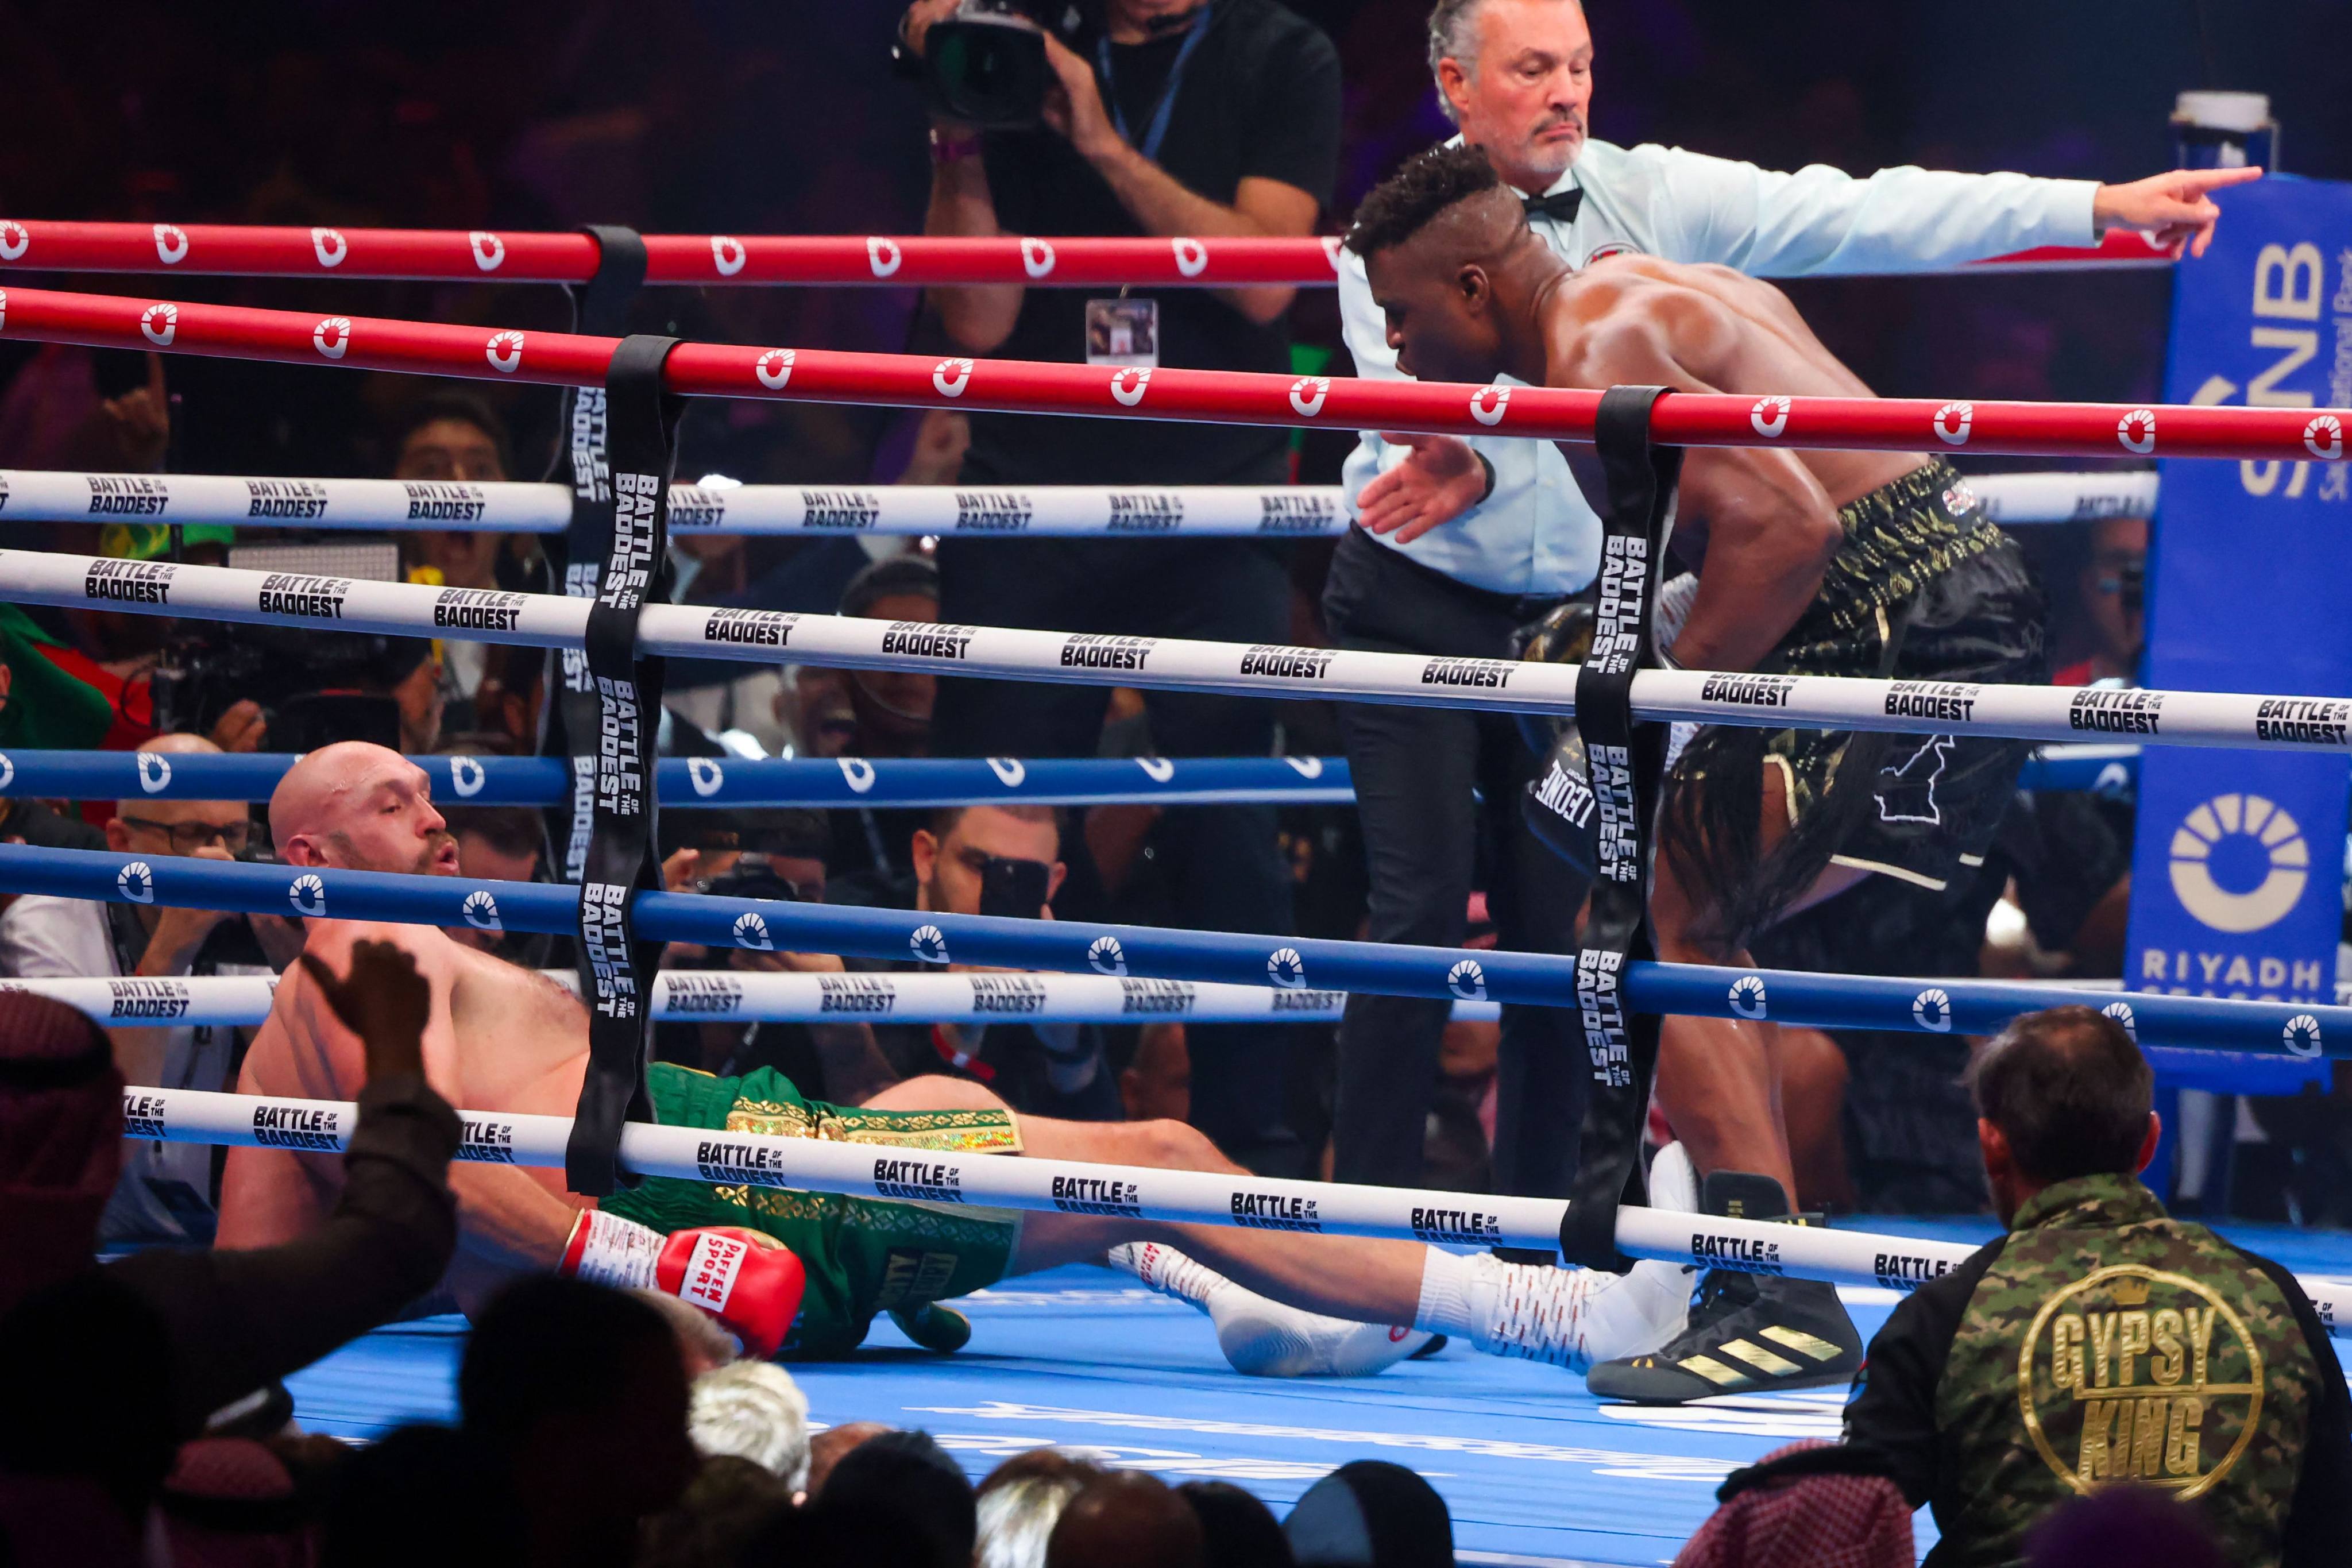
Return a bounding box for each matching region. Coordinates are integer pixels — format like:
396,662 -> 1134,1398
2018,1264 -> 2264,1499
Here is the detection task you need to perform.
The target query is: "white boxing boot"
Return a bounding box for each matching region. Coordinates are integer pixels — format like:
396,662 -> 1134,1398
1108,1241 -> 1435,1378
1411,1142 -> 1701,1373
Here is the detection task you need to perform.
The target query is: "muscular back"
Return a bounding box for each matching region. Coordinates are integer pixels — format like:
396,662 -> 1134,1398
1540,256 -> 1920,510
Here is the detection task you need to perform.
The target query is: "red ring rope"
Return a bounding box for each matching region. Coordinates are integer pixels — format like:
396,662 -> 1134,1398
0,220 -> 2172,286
1,283 -> 2341,461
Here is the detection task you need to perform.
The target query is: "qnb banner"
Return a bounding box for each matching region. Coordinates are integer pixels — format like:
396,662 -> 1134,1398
2130,178 -> 2352,1040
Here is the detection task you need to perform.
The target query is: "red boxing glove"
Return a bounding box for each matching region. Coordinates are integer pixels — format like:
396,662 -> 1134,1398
562,1210 -> 808,1360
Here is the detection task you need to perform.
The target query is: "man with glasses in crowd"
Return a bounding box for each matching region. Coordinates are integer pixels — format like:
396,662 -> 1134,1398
0,732 -> 295,1245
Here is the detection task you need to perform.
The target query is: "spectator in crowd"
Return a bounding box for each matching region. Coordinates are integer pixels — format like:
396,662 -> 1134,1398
0,605 -> 117,755
319,1423 -> 519,1568
1178,1481 -> 1294,1568
1671,1440 -> 1911,1568
1047,1470 -> 1204,1568
0,733 -> 293,1246
1282,1461 -> 1453,1568
978,1450 -> 1106,1568
833,803 -> 1120,1119
2023,1482 -> 2226,1568
0,944 -> 460,1548
638,1455 -> 797,1568
902,0 -> 1342,1169
1840,1006 -> 2351,1563
2051,513 -> 2148,686
394,391 -> 523,732
638,1288 -> 742,1381
795,553 -> 943,886
685,1360 -> 810,1490
1326,0 -> 2254,1390
437,797 -> 559,966
820,1429 -> 978,1567
803,1422 -> 891,1497
458,1276 -> 699,1568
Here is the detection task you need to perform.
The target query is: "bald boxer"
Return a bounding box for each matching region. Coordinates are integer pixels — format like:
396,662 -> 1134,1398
219,741 -> 1701,1374
1353,142 -> 2047,1401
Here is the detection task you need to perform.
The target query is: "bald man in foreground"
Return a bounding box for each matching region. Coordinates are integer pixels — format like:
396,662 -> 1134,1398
1352,142 -> 2048,1400
219,741 -> 1702,1373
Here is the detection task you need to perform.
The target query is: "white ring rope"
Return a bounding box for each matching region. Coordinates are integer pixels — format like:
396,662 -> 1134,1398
9,970 -> 1499,1030
0,469 -> 2151,536
7,548 -> 2338,752
121,1083 -> 2351,1329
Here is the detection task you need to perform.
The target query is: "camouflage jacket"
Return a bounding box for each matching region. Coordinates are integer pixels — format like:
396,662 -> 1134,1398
1841,1173 -> 2352,1566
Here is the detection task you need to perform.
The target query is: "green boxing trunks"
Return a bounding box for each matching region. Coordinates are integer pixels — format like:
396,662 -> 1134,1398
600,1064 -> 1025,1359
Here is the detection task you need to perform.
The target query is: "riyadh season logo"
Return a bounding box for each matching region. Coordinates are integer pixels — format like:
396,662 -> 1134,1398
986,758 -> 1026,788
1289,376 -> 1330,418
312,316 -> 352,360
2306,414 -> 2345,461
755,349 -> 795,391
1171,237 -> 1209,278
0,754 -> 13,790
933,357 -> 974,398
1729,974 -> 1768,1021
1319,235 -> 1343,271
462,890 -> 502,932
2284,1014 -> 2323,1059
1134,756 -> 1176,783
141,303 -> 178,347
686,758 -> 725,798
289,874 -> 329,917
136,753 -> 172,794
867,237 -> 903,278
1021,238 -> 1056,279
117,860 -> 156,905
152,223 -> 188,264
1750,396 -> 1791,438
1911,987 -> 1953,1032
0,221 -> 27,260
710,235 -> 747,277
2117,408 -> 2158,454
311,227 -> 347,268
1470,385 -> 1511,426
1088,935 -> 1128,976
1110,366 -> 1152,407
1285,756 -> 1324,779
2100,1000 -> 2138,1040
910,924 -> 951,964
1933,401 -> 1973,446
732,912 -> 773,952
837,757 -> 876,794
449,755 -> 488,798
485,331 -> 526,374
468,231 -> 505,271
2169,793 -> 2308,934
1266,947 -> 1307,988
1446,957 -> 1487,1002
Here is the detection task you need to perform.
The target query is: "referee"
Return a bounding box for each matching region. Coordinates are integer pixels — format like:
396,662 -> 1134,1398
1327,0 -> 2257,1384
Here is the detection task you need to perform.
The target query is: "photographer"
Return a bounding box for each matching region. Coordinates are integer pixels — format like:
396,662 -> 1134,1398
0,733 -> 296,1246
157,628 -> 444,759
833,804 -> 1121,1121
901,0 -> 1340,1167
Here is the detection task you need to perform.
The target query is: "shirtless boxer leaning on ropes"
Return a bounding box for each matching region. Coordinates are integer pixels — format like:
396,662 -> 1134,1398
1351,143 -> 2048,1403
218,740 -> 1702,1376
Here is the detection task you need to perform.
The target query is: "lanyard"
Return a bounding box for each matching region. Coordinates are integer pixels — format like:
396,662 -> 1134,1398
1096,7 -> 1214,164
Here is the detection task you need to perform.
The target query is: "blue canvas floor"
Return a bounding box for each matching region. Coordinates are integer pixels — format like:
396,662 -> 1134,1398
284,1215 -> 2352,1567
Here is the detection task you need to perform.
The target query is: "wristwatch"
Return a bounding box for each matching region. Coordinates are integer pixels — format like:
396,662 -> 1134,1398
1474,451 -> 1498,503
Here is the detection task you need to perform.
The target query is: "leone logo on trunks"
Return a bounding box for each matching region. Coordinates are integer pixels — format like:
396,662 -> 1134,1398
1265,947 -> 1308,988
461,890 -> 502,932
1875,735 -> 1953,825
1087,935 -> 1128,976
1912,987 -> 1954,1033
1446,957 -> 1487,1001
910,924 -> 951,965
1728,974 -> 1769,1021
116,860 -> 157,905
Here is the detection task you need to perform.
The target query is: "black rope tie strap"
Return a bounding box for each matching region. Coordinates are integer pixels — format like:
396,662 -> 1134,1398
1558,385 -> 1679,1272
565,331 -> 685,1197
540,225 -> 648,885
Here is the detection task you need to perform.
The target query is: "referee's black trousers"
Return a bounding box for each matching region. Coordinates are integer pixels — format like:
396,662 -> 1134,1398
1321,527 -> 1588,1196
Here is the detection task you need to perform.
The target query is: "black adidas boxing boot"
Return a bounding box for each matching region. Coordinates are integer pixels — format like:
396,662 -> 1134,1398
1583,1169 -> 1863,1404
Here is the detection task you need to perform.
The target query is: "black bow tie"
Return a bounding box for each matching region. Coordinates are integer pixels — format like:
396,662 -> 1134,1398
1523,187 -> 1584,225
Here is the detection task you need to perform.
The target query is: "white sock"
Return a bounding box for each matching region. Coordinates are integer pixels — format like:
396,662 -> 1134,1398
1411,1143 -> 1700,1373
1107,1241 -> 1433,1378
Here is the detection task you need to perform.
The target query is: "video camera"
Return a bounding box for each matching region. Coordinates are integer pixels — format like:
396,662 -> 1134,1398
894,0 -> 1057,130
150,622 -> 430,754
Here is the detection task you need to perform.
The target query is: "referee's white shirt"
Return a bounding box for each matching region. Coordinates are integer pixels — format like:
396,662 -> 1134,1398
1337,136 -> 2099,597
